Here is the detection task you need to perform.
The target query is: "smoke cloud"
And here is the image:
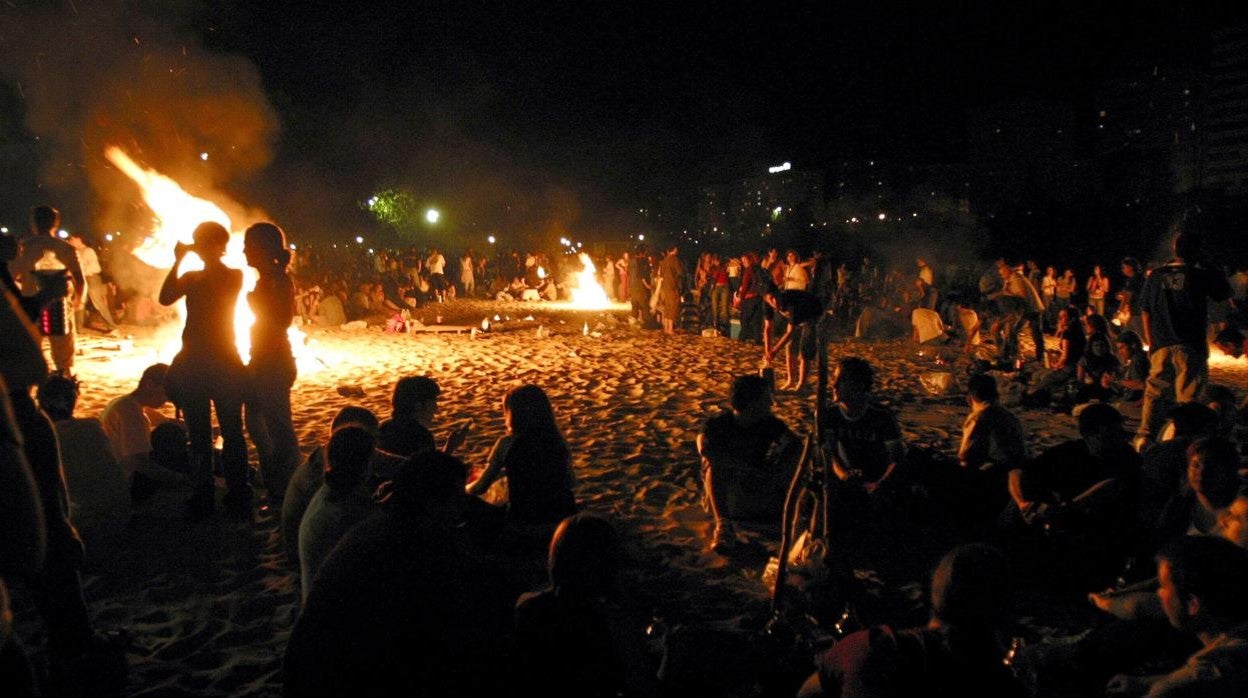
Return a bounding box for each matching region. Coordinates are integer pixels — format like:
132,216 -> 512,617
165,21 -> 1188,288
0,1 -> 278,239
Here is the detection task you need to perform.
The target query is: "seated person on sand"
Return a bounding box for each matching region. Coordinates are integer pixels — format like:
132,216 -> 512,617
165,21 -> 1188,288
1104,535 -> 1248,698
466,384 -> 577,546
820,357 -> 906,503
1135,404 -> 1220,545
282,405 -> 391,566
1075,332 -> 1120,404
37,375 -> 129,538
1112,331 -> 1149,403
286,452 -> 516,695
496,276 -> 527,301
1002,403 -> 1139,591
98,363 -> 191,499
698,375 -> 800,553
764,289 -> 823,391
1023,305 -> 1086,406
1090,447 -> 1246,624
313,288 -> 346,326
377,375 -> 469,462
798,543 -> 1025,698
514,513 -> 657,697
954,374 -> 1029,527
299,426 -> 377,603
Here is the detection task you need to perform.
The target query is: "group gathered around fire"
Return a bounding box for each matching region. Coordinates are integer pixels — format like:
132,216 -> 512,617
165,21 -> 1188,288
4,202 -> 1248,696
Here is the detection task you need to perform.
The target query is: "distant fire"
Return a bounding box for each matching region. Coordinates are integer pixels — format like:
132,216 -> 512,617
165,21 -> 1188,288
106,147 -> 316,370
568,253 -> 613,308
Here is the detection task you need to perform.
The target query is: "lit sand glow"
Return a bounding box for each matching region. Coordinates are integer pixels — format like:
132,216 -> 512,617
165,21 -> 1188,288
106,147 -> 321,372
1208,345 -> 1245,371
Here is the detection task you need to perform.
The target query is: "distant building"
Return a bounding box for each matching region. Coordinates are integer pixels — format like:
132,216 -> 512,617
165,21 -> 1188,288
965,99 -> 1081,218
1094,65 -> 1206,203
729,162 -> 825,237
1204,21 -> 1248,192
695,185 -> 729,238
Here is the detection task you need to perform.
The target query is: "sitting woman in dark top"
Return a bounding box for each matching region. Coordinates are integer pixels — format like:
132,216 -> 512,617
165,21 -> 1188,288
466,384 -> 577,540
1076,333 -> 1120,403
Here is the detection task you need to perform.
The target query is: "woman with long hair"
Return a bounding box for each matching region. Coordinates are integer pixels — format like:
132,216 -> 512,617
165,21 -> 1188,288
467,384 -> 576,530
159,222 -> 248,517
243,222 -> 299,506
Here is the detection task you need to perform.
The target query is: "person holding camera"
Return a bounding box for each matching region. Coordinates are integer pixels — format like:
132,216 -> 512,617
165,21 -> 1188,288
158,222 -> 249,518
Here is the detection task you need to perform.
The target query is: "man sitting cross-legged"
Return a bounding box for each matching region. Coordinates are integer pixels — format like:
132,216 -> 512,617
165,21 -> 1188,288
698,375 -> 801,553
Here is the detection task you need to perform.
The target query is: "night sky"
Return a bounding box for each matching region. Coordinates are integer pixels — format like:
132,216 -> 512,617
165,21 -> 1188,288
0,1 -> 1243,242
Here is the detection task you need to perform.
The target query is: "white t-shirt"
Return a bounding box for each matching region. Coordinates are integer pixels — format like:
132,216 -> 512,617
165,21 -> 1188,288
427,253 -> 446,275
100,393 -> 166,478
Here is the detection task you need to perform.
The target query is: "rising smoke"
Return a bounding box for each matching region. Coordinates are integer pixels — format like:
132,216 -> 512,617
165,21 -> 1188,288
0,1 -> 277,243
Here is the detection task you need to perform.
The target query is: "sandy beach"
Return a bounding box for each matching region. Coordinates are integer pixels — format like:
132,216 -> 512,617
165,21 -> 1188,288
16,298 -> 1248,696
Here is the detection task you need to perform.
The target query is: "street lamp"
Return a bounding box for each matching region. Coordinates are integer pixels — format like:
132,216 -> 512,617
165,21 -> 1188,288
426,208 -> 440,224
487,235 -> 496,244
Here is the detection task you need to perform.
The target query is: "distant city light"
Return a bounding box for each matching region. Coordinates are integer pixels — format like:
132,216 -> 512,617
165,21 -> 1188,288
104,234 -> 114,242
368,248 -> 374,254
768,161 -> 792,174
425,208 -> 440,224
850,217 -> 859,223
0,227 -> 7,234
576,242 -> 582,248
200,152 -> 209,161
877,213 -> 887,221
367,197 -> 378,207
487,235 -> 496,244
355,236 -> 364,244
773,206 -> 783,215
638,234 -> 645,241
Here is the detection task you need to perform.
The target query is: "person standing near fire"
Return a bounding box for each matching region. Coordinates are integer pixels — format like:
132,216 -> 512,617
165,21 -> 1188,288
243,223 -> 299,508
8,205 -> 85,376
159,222 -> 249,518
66,233 -> 119,336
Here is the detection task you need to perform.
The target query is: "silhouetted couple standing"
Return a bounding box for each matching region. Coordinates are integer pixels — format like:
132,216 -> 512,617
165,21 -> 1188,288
159,221 -> 297,518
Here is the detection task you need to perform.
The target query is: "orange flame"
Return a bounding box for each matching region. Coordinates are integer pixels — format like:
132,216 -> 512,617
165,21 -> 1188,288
105,147 -> 312,369
569,252 -> 613,308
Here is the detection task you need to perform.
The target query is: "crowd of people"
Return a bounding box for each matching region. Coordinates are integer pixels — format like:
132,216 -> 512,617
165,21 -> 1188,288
3,202 -> 1248,696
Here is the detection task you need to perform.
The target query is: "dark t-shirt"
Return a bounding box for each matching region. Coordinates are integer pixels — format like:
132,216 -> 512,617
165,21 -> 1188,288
1057,328 -> 1086,371
700,413 -> 795,519
820,404 -> 903,483
777,290 -> 823,325
1140,262 -> 1233,350
377,416 -> 436,458
1018,439 -> 1139,507
701,413 -> 791,474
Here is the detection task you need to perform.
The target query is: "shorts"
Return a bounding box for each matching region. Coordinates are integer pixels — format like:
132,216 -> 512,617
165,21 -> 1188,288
789,322 -> 817,360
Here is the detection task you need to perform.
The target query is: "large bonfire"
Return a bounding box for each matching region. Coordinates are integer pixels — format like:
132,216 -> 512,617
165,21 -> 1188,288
105,147 -> 312,369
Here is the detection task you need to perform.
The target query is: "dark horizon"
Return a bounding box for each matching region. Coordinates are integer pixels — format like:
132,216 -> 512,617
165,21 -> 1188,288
1,1 -> 1245,248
